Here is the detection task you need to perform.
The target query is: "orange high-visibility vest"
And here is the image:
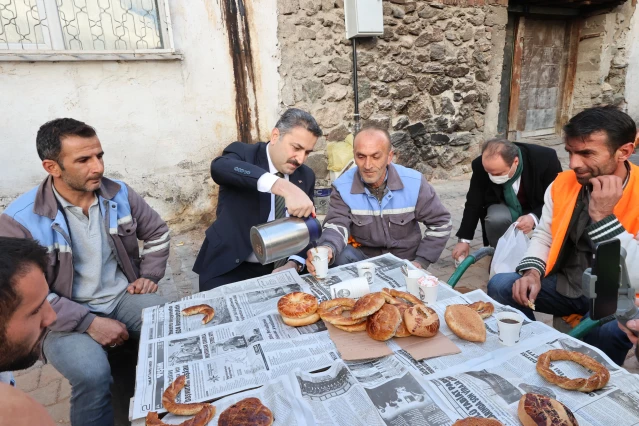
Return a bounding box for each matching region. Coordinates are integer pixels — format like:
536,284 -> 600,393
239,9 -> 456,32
546,163 -> 639,275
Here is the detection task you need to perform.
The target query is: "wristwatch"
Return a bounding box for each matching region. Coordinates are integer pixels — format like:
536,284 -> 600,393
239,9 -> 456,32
290,259 -> 304,273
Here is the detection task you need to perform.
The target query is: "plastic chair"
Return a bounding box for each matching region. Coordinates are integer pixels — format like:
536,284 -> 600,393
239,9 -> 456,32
445,247 -> 605,339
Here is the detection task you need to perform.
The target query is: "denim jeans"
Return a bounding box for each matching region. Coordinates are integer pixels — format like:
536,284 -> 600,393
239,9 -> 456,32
43,292 -> 167,426
333,245 -> 368,267
487,272 -> 632,366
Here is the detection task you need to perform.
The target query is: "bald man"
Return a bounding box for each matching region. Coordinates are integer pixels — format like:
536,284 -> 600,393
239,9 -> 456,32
0,383 -> 55,425
307,122 -> 452,273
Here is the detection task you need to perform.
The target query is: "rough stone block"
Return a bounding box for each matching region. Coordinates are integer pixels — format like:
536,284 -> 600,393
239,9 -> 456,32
366,114 -> 391,129
330,57 -> 352,74
391,131 -> 412,147
429,77 -> 452,95
327,125 -> 350,141
378,63 -> 405,82
298,27 -> 317,40
279,0 -> 300,15
407,122 -> 427,138
393,115 -> 410,130
305,152 -> 329,178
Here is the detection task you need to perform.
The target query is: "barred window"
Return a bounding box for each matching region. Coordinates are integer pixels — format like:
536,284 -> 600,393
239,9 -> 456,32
0,0 -> 178,59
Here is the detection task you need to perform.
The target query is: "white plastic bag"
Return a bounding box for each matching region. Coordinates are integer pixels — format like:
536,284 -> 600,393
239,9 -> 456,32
490,223 -> 531,278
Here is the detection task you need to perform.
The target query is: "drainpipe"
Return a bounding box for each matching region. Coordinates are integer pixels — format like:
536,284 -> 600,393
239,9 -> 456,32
352,37 -> 360,133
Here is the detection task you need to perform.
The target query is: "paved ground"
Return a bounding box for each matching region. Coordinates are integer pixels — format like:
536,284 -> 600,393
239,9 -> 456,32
17,143 -> 639,425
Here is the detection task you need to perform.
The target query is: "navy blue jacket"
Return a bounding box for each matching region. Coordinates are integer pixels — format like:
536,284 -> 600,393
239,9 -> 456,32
193,141 -> 315,282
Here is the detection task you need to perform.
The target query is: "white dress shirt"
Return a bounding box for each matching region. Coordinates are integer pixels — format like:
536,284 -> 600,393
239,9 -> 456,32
245,144 -> 306,266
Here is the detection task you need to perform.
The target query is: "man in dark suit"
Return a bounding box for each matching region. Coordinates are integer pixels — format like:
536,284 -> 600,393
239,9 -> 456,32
452,139 -> 562,263
194,109 -> 322,291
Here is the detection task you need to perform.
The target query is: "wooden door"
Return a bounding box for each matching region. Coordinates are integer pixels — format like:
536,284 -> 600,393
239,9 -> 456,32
508,17 -> 572,139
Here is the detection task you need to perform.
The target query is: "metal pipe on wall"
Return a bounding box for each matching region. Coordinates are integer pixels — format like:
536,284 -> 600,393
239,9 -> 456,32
351,37 -> 360,133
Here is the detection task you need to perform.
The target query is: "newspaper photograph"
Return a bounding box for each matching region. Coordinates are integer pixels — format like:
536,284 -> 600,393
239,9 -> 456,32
426,334 -> 639,426
342,356 -> 457,425
294,361 -> 385,426
160,373 -> 316,425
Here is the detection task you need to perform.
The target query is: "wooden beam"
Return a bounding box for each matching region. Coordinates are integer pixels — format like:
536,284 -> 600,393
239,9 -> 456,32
558,18 -> 581,132
508,16 -> 525,135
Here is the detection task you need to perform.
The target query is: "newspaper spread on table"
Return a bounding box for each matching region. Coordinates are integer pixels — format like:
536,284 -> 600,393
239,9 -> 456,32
132,253 -> 639,425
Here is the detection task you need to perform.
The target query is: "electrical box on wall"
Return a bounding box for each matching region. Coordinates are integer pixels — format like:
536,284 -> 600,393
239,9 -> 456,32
344,0 -> 384,39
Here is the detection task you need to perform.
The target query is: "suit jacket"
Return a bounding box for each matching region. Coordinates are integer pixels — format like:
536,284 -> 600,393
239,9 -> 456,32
193,141 -> 315,282
456,142 -> 562,245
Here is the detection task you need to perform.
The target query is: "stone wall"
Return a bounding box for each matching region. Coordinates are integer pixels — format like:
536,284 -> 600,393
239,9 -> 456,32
277,0 -> 508,181
572,1 -> 634,114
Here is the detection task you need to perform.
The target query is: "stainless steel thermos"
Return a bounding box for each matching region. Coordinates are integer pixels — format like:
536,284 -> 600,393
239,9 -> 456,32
250,216 -> 322,265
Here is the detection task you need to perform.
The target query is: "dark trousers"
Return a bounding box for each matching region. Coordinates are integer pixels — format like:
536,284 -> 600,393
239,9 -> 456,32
488,272 -> 632,366
199,262 -> 274,292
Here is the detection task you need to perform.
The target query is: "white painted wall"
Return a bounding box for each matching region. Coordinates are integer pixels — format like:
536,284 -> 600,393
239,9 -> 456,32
0,0 -> 280,228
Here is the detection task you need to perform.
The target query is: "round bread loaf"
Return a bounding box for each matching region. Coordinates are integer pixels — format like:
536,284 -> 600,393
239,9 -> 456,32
282,312 -> 320,327
219,397 -> 273,426
277,292 -> 318,319
403,304 -> 440,337
366,304 -> 401,341
394,303 -> 412,337
452,417 -> 504,426
444,305 -> 486,342
351,292 -> 386,319
518,393 -> 578,426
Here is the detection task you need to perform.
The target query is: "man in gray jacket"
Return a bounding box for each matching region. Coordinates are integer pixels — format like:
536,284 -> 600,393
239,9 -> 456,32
306,123 -> 452,273
0,118 -> 170,426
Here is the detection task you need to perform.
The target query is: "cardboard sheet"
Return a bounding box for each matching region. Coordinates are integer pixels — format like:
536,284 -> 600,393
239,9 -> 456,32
325,323 -> 460,361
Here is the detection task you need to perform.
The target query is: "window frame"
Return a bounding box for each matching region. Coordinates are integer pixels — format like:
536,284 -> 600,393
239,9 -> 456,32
0,0 -> 181,62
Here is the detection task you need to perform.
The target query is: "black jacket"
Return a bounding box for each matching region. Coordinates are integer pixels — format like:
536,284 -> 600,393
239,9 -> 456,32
456,142 -> 562,245
193,142 -> 315,282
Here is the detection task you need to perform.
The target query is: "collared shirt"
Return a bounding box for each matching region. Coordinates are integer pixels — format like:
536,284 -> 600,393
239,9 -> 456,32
246,144 -> 305,266
52,185 -> 129,314
0,372 -> 15,386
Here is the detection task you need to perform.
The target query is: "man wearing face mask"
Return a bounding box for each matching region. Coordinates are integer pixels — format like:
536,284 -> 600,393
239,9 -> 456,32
488,106 -> 639,365
305,122 -> 452,273
452,138 -> 562,264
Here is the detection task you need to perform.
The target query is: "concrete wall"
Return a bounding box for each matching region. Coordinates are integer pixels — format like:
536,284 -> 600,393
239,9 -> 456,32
0,0 -> 280,230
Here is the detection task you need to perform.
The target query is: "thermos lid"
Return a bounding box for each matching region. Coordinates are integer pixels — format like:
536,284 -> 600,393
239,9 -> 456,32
304,216 -> 322,243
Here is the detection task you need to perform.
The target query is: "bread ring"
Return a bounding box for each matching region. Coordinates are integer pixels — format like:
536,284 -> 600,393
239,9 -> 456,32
146,404 -> 216,426
394,303 -> 412,337
366,304 -> 401,341
536,349 -> 610,392
320,305 -> 367,326
181,304 -> 215,325
381,291 -> 401,305
467,301 -> 495,319
351,292 -> 386,319
277,292 -> 318,319
404,304 -> 440,337
282,312 -> 320,327
162,375 -> 210,416
332,321 -> 367,332
389,289 -> 422,306
318,298 -> 356,316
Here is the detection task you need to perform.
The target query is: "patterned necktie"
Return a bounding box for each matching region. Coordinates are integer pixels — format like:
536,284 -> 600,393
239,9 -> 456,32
273,172 -> 288,269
